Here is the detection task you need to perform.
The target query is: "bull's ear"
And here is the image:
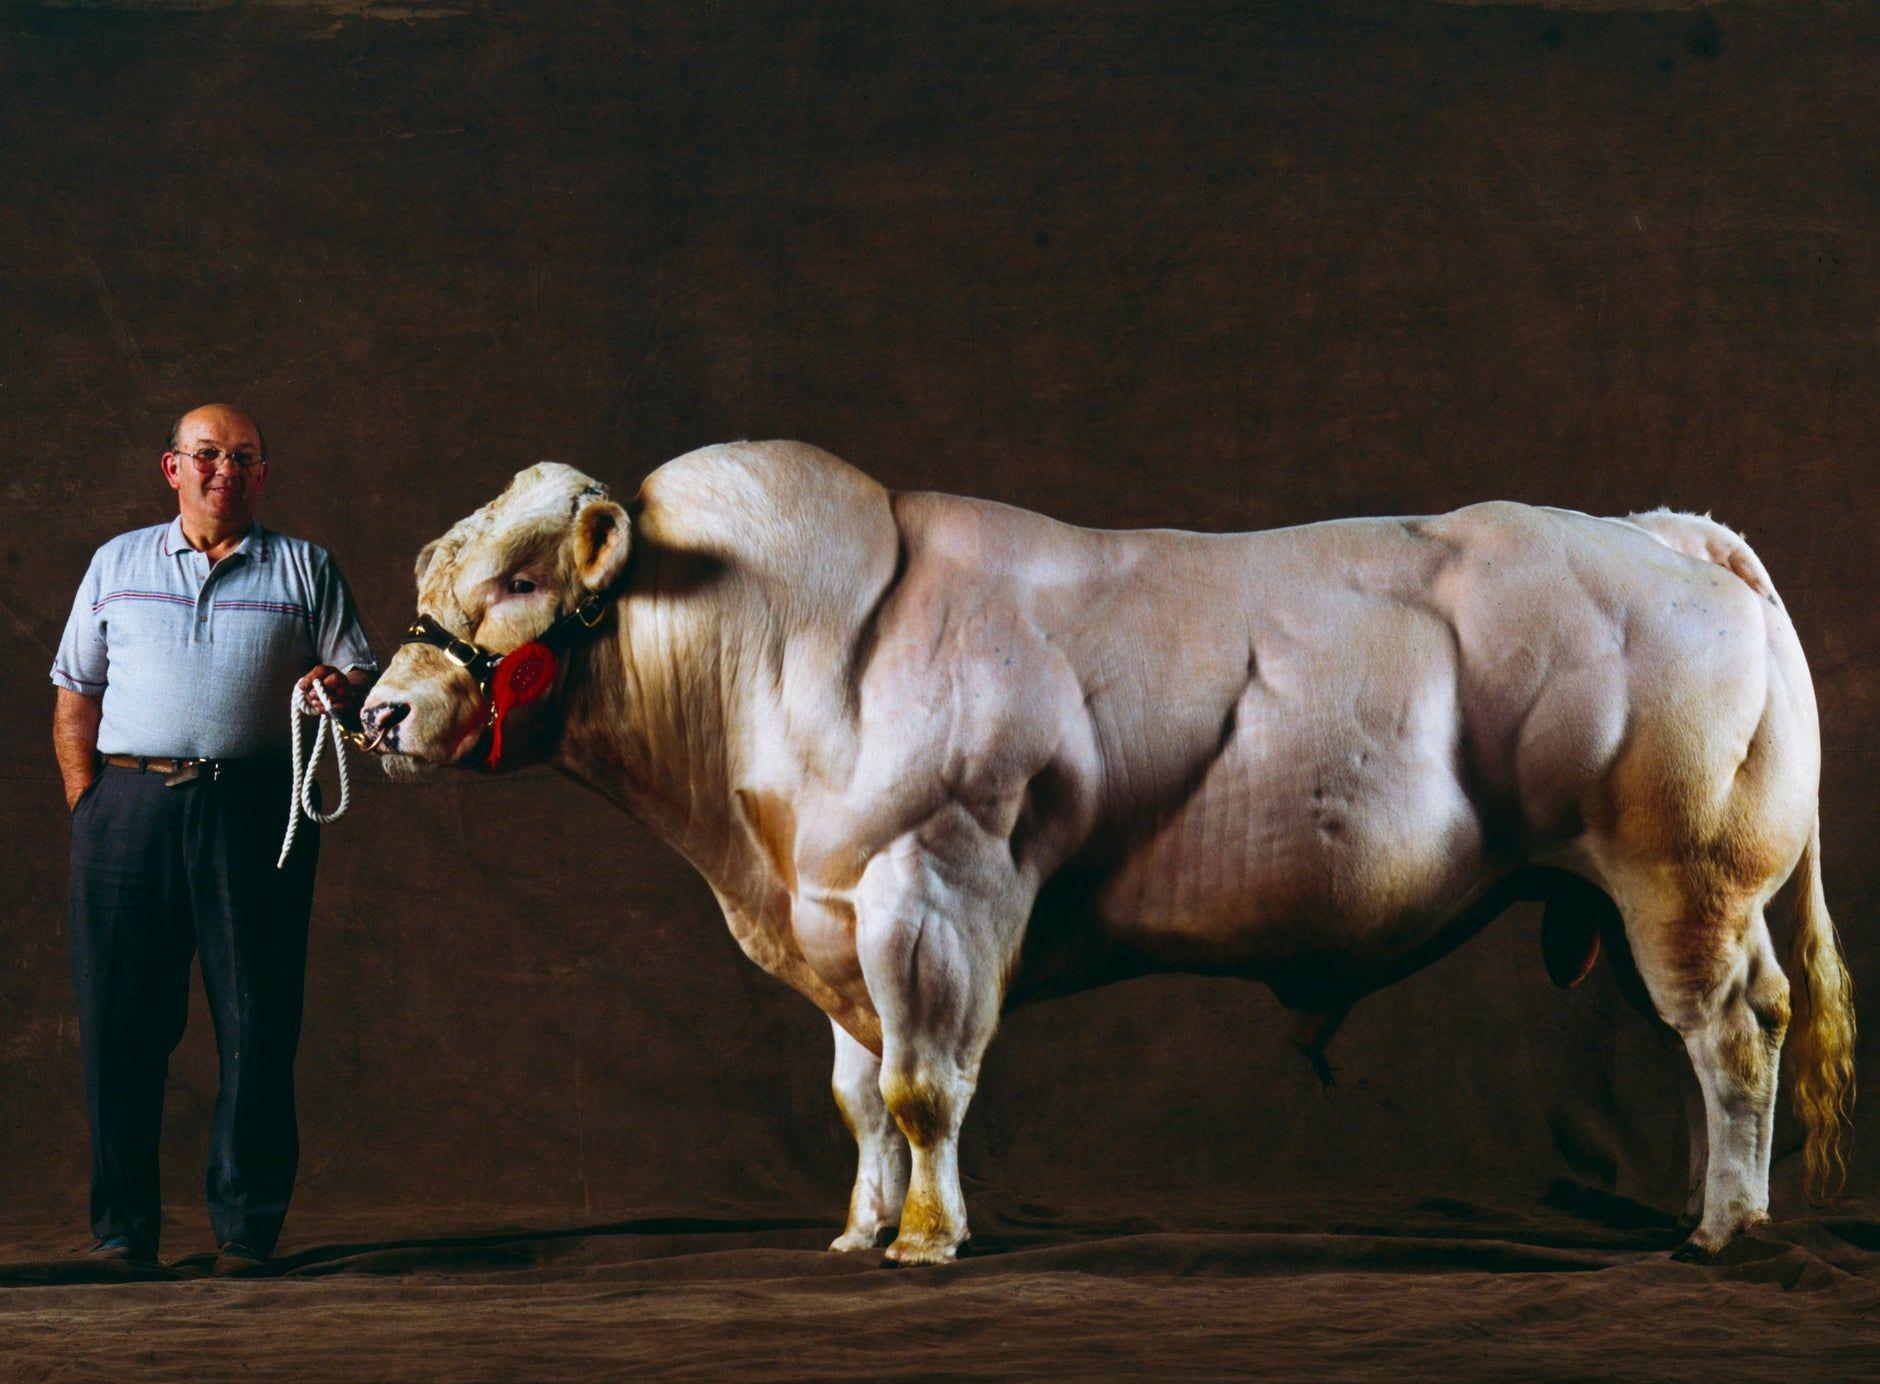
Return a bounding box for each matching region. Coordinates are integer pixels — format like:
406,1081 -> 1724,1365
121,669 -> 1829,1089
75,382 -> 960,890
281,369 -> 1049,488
413,539 -> 444,591
573,498 -> 631,592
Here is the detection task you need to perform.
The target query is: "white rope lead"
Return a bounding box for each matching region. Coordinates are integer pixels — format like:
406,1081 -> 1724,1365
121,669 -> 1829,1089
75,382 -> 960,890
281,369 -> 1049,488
277,679 -> 353,869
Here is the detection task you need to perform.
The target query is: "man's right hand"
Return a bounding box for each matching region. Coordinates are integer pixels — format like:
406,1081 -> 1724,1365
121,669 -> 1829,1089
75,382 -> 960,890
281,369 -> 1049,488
54,688 -> 103,814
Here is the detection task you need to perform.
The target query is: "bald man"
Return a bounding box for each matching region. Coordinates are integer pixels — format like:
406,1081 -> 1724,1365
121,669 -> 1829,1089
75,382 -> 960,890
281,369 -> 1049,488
52,405 -> 376,1273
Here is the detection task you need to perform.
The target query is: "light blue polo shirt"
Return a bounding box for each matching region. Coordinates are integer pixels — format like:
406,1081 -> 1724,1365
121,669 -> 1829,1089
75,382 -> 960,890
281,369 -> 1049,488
52,516 -> 378,759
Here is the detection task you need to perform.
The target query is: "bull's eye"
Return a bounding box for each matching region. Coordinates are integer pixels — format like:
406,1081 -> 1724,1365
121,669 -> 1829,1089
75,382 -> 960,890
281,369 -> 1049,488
506,578 -> 537,594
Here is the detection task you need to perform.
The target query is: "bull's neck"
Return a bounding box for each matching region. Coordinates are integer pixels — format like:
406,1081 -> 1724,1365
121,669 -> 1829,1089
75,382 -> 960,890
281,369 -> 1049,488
550,552 -> 742,878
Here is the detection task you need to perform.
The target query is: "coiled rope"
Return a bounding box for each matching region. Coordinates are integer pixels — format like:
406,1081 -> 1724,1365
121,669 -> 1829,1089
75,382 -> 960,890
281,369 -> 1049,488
277,679 -> 353,868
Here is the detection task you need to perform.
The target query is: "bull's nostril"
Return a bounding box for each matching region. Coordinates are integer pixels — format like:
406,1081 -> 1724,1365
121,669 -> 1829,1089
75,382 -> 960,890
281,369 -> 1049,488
363,701 -> 411,733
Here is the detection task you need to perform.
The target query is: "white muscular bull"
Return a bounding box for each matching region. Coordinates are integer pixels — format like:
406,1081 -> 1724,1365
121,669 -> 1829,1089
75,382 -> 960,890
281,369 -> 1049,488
361,442 -> 1853,1263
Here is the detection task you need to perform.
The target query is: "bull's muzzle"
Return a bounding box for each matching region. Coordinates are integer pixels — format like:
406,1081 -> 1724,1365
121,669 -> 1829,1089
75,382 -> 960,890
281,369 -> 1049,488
356,699 -> 410,753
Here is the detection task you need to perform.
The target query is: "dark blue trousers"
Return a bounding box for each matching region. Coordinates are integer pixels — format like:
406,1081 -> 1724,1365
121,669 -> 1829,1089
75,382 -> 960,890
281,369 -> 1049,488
68,762 -> 318,1256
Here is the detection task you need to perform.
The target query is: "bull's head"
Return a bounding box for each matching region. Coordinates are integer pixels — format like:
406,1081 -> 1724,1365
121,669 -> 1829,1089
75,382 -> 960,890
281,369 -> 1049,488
361,462 -> 631,777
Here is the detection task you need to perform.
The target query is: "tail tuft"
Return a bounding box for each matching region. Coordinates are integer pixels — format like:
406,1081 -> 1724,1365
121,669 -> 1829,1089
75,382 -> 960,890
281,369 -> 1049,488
1789,818 -> 1856,1200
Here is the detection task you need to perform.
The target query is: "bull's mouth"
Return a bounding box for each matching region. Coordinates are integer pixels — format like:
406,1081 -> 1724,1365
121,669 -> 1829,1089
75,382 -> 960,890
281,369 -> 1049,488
376,751 -> 436,782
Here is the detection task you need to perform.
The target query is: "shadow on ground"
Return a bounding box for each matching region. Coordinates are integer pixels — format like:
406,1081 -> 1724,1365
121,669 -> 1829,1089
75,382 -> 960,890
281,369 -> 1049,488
3,1188 -> 1876,1383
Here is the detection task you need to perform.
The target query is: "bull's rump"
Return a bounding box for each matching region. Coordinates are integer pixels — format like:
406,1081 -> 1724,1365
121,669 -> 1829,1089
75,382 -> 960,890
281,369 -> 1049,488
940,498 -> 1804,987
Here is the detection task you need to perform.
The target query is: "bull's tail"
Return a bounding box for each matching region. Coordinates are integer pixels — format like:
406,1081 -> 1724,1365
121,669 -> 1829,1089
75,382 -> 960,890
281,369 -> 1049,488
1789,816 -> 1856,1200
1624,508 -> 1778,604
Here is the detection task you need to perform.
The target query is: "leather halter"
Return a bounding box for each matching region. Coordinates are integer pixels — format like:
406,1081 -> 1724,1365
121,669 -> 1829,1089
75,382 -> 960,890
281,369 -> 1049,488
399,592 -> 610,700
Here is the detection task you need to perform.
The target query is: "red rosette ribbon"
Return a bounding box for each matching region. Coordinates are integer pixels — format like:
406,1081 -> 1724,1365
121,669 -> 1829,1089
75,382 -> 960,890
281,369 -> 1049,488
486,641 -> 558,768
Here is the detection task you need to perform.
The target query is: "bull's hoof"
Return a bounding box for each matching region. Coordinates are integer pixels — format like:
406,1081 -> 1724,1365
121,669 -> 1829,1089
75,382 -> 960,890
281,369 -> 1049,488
1670,1237 -> 1719,1264
829,1223 -> 896,1253
883,1233 -> 967,1266
1673,1209 -> 1769,1262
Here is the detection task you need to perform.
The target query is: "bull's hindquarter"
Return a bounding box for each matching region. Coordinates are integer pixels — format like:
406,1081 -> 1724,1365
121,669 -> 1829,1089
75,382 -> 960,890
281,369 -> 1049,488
370,444 -> 1843,1268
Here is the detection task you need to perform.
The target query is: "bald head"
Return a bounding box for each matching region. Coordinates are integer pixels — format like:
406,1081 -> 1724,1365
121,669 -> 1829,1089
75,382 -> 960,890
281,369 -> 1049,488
169,403 -> 266,460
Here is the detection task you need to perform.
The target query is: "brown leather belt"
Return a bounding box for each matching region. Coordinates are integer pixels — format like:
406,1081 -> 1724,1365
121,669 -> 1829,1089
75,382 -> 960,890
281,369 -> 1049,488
102,754 -> 228,787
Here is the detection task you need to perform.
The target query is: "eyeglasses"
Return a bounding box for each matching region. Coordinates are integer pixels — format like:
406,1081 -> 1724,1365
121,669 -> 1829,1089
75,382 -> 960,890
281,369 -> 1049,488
171,445 -> 264,471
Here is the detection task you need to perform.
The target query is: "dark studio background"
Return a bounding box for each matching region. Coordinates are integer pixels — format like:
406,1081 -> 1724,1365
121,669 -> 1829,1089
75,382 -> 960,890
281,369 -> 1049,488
0,2 -> 1875,1377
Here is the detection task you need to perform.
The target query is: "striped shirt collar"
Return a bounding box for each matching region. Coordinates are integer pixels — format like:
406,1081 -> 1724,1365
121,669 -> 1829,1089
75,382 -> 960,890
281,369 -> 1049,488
160,516 -> 270,563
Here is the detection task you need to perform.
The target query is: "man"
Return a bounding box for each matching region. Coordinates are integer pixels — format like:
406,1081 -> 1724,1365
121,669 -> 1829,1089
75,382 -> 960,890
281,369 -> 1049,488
51,404 -> 376,1274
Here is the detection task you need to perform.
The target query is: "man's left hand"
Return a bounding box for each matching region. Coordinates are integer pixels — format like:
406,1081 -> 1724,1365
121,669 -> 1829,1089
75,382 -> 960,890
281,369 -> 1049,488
298,665 -> 361,718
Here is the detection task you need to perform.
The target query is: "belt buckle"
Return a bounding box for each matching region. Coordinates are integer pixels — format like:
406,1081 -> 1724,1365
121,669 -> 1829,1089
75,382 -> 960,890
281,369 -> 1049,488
163,761 -> 205,788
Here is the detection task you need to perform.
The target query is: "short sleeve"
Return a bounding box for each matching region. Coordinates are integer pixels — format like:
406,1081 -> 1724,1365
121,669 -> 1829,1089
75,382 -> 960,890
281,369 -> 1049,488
309,551 -> 379,675
51,554 -> 108,696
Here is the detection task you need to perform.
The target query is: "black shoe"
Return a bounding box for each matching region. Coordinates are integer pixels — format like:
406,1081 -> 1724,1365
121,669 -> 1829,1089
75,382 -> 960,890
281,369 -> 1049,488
89,1235 -> 154,1264
211,1242 -> 271,1277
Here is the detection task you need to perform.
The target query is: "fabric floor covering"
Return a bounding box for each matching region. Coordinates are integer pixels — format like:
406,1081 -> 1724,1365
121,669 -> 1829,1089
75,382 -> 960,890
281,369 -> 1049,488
2,1185 -> 1876,1383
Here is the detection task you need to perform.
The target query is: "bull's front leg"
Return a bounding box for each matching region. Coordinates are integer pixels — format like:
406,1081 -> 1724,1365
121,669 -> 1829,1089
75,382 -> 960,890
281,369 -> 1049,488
828,1017 -> 909,1251
854,820 -> 1029,1266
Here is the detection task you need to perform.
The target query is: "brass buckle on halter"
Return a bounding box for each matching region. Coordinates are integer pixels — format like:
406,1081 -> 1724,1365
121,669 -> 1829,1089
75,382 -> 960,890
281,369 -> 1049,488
405,617 -> 476,664
576,594 -> 606,629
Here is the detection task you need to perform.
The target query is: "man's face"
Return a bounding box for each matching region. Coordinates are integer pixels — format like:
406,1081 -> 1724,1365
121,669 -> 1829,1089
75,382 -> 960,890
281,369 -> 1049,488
162,406 -> 266,529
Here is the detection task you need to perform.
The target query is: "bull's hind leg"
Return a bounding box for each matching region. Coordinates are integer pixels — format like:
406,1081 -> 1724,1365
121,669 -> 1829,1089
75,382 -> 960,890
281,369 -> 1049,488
1611,880 -> 1790,1257
1678,1068 -> 1709,1229
828,1018 -> 909,1251
854,821 -> 1029,1265
1676,922 -> 1789,1257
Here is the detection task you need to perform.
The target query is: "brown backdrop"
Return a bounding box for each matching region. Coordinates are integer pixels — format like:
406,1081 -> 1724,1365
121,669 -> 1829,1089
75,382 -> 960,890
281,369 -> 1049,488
0,2 -> 1875,1369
